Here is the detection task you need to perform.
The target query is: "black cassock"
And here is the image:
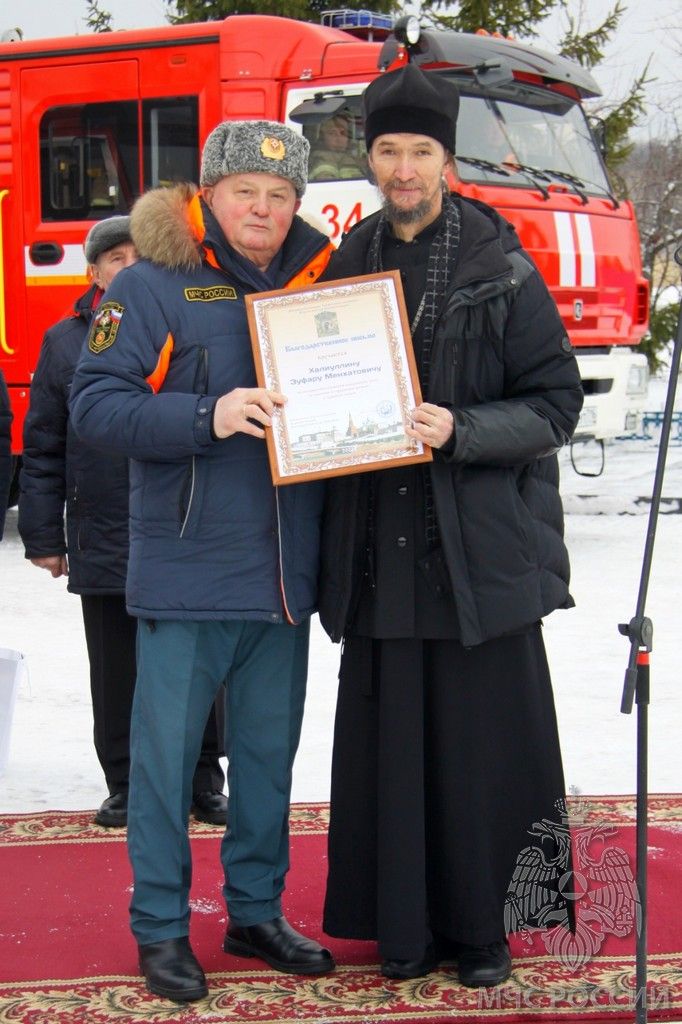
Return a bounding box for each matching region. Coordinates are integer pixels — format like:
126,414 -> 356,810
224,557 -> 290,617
323,627 -> 570,960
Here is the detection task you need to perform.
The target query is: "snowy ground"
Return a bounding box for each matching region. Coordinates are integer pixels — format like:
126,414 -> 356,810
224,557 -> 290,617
0,378 -> 680,812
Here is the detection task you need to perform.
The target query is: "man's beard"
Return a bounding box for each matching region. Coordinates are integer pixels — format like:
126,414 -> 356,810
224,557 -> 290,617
379,184 -> 436,225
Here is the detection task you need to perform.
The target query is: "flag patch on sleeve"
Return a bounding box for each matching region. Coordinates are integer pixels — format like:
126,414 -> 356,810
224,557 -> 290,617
89,301 -> 125,354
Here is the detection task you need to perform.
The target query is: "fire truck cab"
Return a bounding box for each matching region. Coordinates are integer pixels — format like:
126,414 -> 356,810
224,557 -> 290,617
0,11 -> 649,490
290,15 -> 651,444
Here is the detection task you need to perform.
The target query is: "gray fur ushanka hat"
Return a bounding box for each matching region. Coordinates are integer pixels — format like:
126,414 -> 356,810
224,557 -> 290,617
84,215 -> 132,264
200,120 -> 310,198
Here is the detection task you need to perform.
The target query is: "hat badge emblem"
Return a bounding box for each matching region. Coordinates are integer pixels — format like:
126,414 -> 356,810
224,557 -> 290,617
261,137 -> 286,161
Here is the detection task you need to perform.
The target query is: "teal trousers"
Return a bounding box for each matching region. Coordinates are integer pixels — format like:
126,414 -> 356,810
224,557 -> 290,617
128,618 -> 310,945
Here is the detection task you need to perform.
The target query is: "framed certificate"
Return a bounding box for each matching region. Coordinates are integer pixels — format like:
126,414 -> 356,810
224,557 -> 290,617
245,270 -> 432,485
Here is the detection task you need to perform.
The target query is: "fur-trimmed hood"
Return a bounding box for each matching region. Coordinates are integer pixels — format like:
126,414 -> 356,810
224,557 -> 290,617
130,183 -> 202,272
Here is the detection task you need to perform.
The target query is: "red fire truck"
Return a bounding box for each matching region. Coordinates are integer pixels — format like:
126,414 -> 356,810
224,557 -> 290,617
0,10 -> 649,495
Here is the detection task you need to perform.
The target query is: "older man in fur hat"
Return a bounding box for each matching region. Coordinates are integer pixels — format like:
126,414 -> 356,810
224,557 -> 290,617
317,64 -> 584,988
71,122 -> 335,1002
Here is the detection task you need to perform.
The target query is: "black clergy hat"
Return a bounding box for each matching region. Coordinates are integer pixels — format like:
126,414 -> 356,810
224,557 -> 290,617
363,63 -> 459,153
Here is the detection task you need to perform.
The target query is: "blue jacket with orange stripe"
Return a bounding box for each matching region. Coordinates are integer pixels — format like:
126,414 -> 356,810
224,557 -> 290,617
70,184 -> 333,623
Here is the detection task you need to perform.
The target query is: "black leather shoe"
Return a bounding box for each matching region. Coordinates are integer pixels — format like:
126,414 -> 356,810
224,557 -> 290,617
224,916 -> 335,975
381,943 -> 439,979
138,936 -> 208,1002
191,791 -> 228,826
94,792 -> 127,828
457,940 -> 512,988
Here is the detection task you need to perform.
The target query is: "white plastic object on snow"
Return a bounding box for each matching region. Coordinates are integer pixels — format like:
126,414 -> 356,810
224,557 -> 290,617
0,648 -> 26,775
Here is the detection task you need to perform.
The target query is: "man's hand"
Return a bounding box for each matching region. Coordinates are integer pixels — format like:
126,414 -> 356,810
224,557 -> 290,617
212,388 -> 286,440
30,555 -> 69,578
406,403 -> 454,450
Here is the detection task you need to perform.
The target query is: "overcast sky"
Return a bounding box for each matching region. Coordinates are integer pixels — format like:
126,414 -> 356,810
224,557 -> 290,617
2,0 -> 678,136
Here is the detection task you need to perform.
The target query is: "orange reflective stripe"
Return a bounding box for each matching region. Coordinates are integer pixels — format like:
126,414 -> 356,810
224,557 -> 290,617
279,575 -> 296,625
187,192 -> 206,242
146,333 -> 174,394
190,191 -> 222,269
204,248 -> 220,270
285,242 -> 335,290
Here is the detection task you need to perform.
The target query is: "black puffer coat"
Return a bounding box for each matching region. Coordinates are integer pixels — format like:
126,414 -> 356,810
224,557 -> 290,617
0,368 -> 12,538
318,195 -> 584,648
18,286 -> 129,593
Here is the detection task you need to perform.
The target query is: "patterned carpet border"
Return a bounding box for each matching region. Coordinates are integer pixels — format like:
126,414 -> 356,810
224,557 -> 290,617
0,802 -> 331,846
0,955 -> 680,1023
1,795 -> 680,847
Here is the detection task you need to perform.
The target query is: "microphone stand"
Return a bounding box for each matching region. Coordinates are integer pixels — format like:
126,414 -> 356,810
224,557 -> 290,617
618,245 -> 682,1024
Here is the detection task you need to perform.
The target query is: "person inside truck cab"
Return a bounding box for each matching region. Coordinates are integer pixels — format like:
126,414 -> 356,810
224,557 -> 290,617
309,111 -> 366,181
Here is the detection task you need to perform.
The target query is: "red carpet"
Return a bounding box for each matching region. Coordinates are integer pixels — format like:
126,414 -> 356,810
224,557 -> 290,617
0,796 -> 680,1022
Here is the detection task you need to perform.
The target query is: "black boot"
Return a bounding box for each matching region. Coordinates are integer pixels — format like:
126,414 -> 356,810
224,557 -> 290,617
138,936 -> 208,1002
224,916 -> 334,975
94,792 -> 127,828
191,791 -> 228,825
457,940 -> 512,988
381,943 -> 439,979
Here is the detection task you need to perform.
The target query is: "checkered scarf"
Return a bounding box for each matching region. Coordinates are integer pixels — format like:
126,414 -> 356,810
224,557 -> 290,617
367,192 -> 461,549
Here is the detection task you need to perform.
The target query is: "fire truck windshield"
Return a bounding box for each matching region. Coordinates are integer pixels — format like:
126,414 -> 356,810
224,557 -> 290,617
294,84 -> 611,202
454,89 -> 611,198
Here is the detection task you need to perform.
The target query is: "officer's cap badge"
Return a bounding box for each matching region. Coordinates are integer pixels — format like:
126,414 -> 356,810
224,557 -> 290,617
260,137 -> 286,161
